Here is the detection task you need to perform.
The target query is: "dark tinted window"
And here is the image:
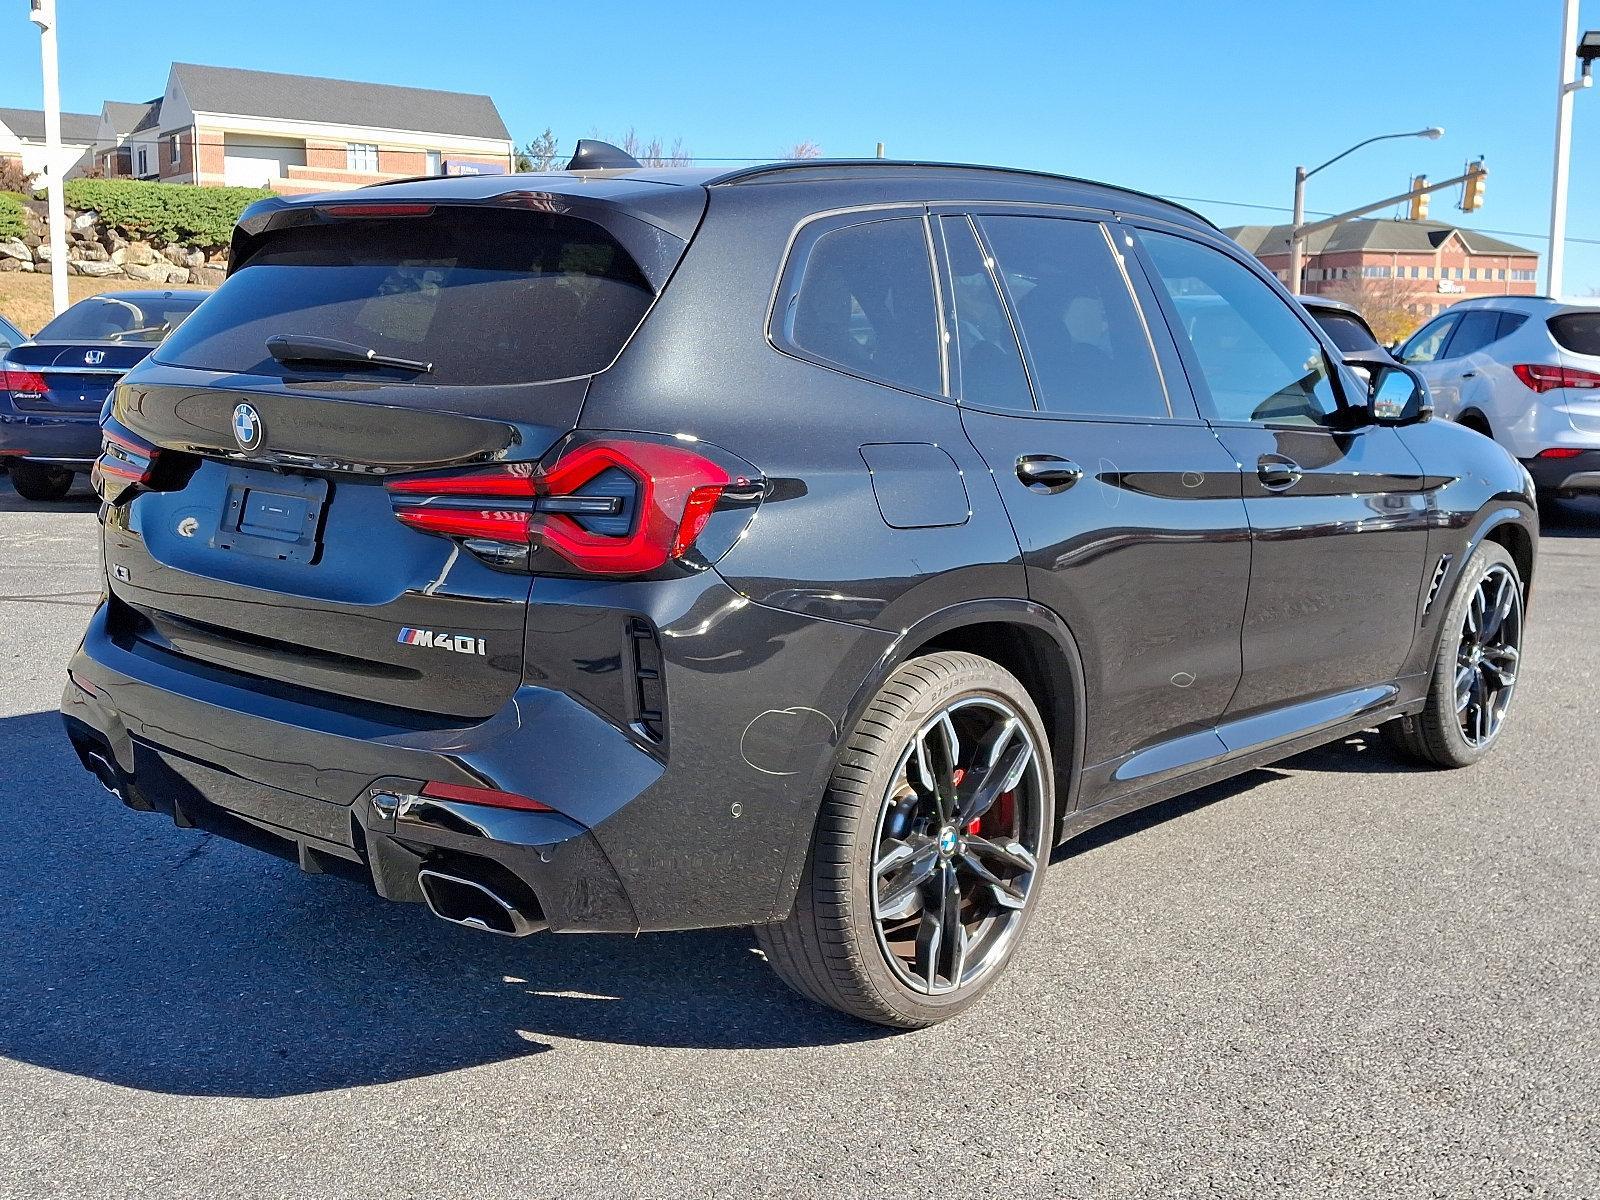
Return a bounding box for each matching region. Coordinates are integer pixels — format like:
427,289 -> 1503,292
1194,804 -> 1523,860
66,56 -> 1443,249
1309,310 -> 1381,354
1496,312 -> 1528,341
1400,314 -> 1459,364
1443,309 -> 1504,358
1549,312 -> 1600,356
155,208 -> 655,385
1140,230 -> 1339,427
979,216 -> 1167,418
36,294 -> 204,343
785,217 -> 940,395
939,216 -> 1032,411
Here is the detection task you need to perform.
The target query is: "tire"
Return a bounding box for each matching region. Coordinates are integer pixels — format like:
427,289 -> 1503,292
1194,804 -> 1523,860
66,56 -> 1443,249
756,651 -> 1056,1028
1382,540 -> 1524,768
9,462 -> 75,502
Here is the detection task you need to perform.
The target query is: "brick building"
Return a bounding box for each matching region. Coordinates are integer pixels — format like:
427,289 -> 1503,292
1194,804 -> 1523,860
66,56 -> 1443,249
1226,219 -> 1540,320
92,63 -> 514,194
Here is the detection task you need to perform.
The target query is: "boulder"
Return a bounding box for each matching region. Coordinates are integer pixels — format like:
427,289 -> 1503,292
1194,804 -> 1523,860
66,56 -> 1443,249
0,239 -> 29,262
123,240 -> 157,266
71,209 -> 98,230
121,261 -> 169,282
0,257 -> 23,272
185,248 -> 205,268
71,260 -> 120,277
161,244 -> 189,268
76,243 -> 109,262
189,265 -> 225,287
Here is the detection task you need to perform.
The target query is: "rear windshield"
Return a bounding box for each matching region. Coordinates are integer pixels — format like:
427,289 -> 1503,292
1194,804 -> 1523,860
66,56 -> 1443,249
36,294 -> 204,343
1309,310 -> 1380,354
1548,312 -> 1600,357
154,208 -> 655,385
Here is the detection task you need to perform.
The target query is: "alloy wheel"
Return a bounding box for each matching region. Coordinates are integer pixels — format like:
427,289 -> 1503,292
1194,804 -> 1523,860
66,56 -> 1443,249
1456,562 -> 1522,748
869,697 -> 1046,995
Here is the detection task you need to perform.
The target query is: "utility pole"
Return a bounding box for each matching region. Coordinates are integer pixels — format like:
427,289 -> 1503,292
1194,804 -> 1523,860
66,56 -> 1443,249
27,0 -> 68,317
1287,127 -> 1442,293
1547,0 -> 1593,297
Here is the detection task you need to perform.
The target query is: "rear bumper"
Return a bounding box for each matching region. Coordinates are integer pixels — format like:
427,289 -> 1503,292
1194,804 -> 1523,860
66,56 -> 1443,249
62,579 -> 890,932
1522,449 -> 1600,493
0,405 -> 101,465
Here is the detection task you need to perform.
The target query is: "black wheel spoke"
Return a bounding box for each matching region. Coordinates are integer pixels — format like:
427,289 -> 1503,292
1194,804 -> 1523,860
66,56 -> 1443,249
955,718 -> 1030,823
956,846 -> 1028,909
876,836 -> 940,921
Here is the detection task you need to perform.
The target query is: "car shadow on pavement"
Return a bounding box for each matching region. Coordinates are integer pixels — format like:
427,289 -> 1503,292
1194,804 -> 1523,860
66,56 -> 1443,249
1538,494 -> 1600,538
0,475 -> 99,513
0,710 -> 886,1099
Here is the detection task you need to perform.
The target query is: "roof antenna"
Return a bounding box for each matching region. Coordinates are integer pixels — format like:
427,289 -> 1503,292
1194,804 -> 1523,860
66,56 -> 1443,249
566,139 -> 643,171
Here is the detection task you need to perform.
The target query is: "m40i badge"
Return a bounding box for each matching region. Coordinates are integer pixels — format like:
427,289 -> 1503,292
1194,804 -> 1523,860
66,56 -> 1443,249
397,627 -> 486,656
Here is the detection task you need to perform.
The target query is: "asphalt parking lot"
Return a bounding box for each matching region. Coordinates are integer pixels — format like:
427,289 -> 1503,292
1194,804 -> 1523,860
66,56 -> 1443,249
0,474 -> 1595,1200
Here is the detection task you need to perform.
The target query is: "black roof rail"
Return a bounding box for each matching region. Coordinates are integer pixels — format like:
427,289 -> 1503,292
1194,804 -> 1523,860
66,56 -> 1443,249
706,158 -> 1216,229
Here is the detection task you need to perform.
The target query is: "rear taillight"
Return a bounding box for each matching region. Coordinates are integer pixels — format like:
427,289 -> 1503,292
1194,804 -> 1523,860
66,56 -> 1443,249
1513,362 -> 1600,393
92,422 -> 160,500
0,368 -> 48,398
384,436 -> 758,576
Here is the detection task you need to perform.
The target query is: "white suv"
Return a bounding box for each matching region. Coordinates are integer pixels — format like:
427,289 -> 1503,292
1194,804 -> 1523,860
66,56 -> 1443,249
1398,296 -> 1600,497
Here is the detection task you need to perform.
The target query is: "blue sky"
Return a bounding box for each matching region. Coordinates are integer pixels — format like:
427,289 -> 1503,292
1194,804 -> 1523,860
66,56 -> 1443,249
6,0 -> 1598,291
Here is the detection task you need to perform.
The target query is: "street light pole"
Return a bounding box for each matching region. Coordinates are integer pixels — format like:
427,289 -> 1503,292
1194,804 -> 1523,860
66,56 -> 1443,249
1286,126 -> 1443,294
1546,0 -> 1592,297
27,0 -> 68,318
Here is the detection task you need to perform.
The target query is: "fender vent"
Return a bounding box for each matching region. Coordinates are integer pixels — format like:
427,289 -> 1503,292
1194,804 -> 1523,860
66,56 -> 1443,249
1423,553 -> 1453,618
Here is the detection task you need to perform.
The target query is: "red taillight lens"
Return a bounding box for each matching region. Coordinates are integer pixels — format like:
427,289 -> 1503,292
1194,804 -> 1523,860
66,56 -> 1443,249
1536,447 -> 1585,459
385,436 -> 755,576
419,780 -> 552,812
92,422 -> 160,499
1513,362 -> 1600,393
0,368 -> 48,397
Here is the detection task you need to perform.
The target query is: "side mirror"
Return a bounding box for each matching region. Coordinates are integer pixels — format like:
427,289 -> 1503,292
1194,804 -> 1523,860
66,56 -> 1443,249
1364,362 -> 1432,425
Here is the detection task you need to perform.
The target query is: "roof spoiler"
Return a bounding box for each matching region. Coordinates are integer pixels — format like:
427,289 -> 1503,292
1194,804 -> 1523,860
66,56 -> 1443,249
565,139 -> 643,171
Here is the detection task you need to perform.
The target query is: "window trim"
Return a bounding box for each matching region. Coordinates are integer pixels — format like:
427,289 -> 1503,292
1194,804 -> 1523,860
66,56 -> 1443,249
766,204 -> 951,403
932,212 -> 1038,413
1122,218 -> 1359,432
346,141 -> 380,173
927,202 -> 1199,423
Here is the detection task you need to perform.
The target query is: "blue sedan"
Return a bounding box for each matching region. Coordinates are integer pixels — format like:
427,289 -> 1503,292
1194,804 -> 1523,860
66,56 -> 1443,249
0,290 -> 208,500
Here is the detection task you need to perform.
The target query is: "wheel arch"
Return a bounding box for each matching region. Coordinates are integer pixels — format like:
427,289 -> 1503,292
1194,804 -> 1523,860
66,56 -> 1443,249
849,599 -> 1088,841
1457,408 -> 1493,437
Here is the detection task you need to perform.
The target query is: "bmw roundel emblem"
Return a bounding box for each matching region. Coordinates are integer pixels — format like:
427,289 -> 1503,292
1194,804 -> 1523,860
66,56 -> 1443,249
232,402 -> 263,450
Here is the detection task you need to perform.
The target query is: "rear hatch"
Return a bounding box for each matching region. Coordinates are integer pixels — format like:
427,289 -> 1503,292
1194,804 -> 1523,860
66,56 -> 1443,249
101,193 -> 699,721
3,342 -> 151,413
1548,309 -> 1600,435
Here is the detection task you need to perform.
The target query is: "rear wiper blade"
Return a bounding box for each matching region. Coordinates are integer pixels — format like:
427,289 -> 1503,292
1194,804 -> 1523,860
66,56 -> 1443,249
266,334 -> 432,374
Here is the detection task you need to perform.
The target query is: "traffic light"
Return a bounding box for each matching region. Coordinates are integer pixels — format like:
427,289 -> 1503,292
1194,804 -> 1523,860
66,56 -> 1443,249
1408,176 -> 1429,221
1462,163 -> 1486,213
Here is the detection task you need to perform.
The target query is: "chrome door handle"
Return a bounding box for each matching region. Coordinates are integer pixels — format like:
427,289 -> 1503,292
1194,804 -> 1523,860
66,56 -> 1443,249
1016,454 -> 1083,493
1257,456 -> 1302,491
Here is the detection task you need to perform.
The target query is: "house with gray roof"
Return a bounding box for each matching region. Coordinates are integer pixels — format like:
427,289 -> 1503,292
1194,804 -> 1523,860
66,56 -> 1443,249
0,106 -> 102,181
98,62 -> 514,193
1225,218 -> 1540,317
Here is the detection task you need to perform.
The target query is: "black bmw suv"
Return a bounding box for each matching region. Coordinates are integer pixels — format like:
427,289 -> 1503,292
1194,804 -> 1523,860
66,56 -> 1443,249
62,146 -> 1537,1028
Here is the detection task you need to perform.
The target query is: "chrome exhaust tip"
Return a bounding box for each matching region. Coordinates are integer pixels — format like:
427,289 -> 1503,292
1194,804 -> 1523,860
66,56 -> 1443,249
83,749 -> 124,801
417,868 -> 544,938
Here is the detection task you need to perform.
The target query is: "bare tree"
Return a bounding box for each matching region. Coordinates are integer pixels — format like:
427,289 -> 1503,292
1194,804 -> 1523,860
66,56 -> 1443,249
514,127 -> 560,173
783,140 -> 823,159
616,128 -> 694,167
1320,274 -> 1431,345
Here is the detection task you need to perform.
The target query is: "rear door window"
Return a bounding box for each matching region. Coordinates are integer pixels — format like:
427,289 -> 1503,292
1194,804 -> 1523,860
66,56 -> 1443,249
154,207 -> 657,385
36,295 -> 204,343
1549,311 -> 1600,357
978,215 -> 1168,419
780,216 -> 941,395
1441,309 -> 1502,358
938,215 -> 1033,411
